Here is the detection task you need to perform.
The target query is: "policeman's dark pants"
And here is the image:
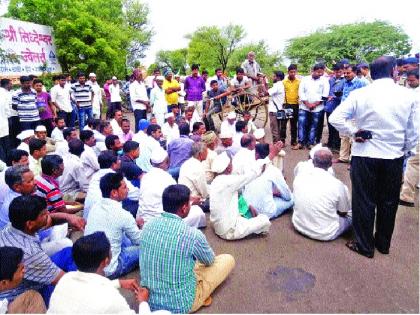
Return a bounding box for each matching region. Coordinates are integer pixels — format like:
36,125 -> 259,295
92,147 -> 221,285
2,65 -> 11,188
326,112 -> 341,150
350,156 -> 404,255
279,104 -> 299,145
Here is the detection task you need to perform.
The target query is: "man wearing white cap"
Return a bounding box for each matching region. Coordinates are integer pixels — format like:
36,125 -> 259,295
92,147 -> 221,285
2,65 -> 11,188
209,141 -> 283,240
87,73 -> 103,119
220,111 -> 237,136
162,112 -> 180,145
201,131 -> 219,184
150,76 -> 167,126
254,128 -> 265,143
137,147 -> 206,228
34,125 -> 56,153
215,130 -> 235,156
108,76 -> 122,117
16,130 -> 35,153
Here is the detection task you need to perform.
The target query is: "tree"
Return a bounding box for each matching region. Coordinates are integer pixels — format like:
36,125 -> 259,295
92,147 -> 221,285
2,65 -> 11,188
6,0 -> 152,81
123,0 -> 153,67
155,48 -> 188,75
284,21 -> 412,73
186,24 -> 245,72
228,40 -> 283,76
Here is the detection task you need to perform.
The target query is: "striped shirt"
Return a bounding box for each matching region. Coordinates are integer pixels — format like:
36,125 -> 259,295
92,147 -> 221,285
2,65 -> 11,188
140,212 -> 215,313
12,88 -> 40,122
35,174 -> 66,212
0,225 -> 61,301
70,83 -> 93,108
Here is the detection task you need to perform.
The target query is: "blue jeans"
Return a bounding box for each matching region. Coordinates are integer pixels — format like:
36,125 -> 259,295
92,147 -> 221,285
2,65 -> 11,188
107,245 -> 140,279
298,109 -> 324,146
40,247 -> 77,307
77,107 -> 93,130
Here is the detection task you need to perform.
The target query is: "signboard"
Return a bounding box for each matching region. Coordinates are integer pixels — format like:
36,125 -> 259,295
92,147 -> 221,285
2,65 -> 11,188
0,17 -> 62,77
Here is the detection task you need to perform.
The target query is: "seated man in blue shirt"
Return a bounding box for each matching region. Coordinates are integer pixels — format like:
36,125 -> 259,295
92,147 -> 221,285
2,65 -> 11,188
0,246 -> 46,313
140,184 -> 235,314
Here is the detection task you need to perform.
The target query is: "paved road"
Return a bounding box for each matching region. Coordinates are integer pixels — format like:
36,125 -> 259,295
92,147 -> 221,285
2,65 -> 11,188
116,116 -> 419,313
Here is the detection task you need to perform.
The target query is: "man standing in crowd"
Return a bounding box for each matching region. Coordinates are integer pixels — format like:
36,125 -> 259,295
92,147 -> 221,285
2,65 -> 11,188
0,79 -> 10,163
297,64 -> 330,149
12,76 -> 40,131
109,76 -> 122,118
130,70 -> 150,132
51,75 -> 74,128
241,51 -> 262,88
330,56 -> 418,258
184,64 -> 206,119
70,72 -> 94,130
267,71 -> 286,144
86,73 -> 103,119
162,68 -> 181,113
283,64 -> 301,149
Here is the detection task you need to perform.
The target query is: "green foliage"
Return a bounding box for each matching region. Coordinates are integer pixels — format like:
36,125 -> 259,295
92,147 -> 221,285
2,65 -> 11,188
284,20 -> 412,73
7,0 -> 152,82
155,48 -> 188,75
186,24 -> 246,72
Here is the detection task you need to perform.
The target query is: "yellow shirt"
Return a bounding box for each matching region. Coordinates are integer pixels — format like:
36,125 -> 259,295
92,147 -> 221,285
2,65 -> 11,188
162,79 -> 180,105
283,78 -> 300,105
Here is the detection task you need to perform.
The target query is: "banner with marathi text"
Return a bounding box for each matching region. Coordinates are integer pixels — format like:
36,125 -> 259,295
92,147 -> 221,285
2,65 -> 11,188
0,17 -> 62,76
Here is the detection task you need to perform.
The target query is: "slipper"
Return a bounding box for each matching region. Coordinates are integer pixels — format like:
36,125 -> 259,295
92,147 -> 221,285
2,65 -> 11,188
346,240 -> 374,258
203,296 -> 212,307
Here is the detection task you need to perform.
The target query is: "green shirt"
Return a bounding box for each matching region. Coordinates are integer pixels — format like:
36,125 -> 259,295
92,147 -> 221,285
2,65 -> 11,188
140,212 -> 215,313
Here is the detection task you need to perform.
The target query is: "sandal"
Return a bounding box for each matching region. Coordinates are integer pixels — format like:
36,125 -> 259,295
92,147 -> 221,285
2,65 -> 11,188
346,240 -> 374,258
203,296 -> 212,307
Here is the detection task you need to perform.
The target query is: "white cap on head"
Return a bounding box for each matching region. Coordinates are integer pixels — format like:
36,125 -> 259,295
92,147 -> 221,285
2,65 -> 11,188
227,111 -> 236,119
309,143 -> 324,159
112,76 -> 117,80
35,125 -> 47,132
219,129 -> 233,139
156,76 -> 164,81
17,129 -> 34,140
165,112 -> 174,119
211,152 -> 231,173
150,147 -> 168,164
89,73 -> 96,77
254,128 -> 265,140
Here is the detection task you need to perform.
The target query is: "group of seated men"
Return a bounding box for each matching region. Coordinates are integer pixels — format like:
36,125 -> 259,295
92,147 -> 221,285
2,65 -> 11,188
0,99 -> 355,313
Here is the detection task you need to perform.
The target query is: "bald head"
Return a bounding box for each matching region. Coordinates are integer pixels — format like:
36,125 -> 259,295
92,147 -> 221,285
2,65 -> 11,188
313,148 -> 333,170
240,134 -> 256,150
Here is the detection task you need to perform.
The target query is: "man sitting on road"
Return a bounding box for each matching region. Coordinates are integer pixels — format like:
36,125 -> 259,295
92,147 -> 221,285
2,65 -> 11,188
292,148 -> 352,241
140,184 -> 235,313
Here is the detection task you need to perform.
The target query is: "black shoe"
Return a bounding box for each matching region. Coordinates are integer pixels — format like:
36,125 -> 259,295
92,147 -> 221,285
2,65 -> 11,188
375,245 -> 390,255
346,240 -> 374,258
399,199 -> 415,207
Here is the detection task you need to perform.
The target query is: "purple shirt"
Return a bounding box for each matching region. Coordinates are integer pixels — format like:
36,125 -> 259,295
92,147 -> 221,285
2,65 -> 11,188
167,135 -> 194,168
184,76 -> 206,101
36,92 -> 53,120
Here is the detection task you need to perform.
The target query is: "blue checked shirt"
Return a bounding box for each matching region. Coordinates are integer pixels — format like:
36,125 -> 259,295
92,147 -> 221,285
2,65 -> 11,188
341,77 -> 368,102
140,212 -> 215,313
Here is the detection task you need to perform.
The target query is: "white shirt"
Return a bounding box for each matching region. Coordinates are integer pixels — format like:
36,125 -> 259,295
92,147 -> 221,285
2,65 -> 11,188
220,120 -> 236,136
86,80 -> 103,111
135,136 -> 161,172
292,167 -> 351,241
243,163 -> 293,218
298,75 -> 330,112
110,119 -> 123,136
58,154 -> 89,194
232,132 -> 243,149
80,145 -> 100,182
268,81 -> 285,113
48,271 -> 135,314
150,86 -> 167,114
246,120 -> 257,134
85,198 -> 141,275
51,127 -> 64,142
0,88 -> 10,138
1,87 -> 16,118
136,167 -> 176,222
162,122 -> 180,145
232,147 -> 256,175
294,159 -> 335,177
84,168 -> 139,218
50,84 -> 72,112
129,80 -> 148,110
329,78 -> 419,159
179,157 -> 209,198
109,83 -> 122,103
209,158 -> 268,236
202,148 -> 217,184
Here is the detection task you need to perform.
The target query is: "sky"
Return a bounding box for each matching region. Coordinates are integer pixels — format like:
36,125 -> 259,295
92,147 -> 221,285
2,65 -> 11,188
141,0 -> 420,66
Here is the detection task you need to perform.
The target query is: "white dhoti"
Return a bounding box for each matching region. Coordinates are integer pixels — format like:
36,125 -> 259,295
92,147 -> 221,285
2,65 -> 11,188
217,214 -> 271,240
183,205 -> 207,229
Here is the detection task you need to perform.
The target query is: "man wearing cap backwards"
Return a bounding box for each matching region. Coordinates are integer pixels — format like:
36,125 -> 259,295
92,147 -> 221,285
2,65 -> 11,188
149,76 -> 168,126
162,68 -> 181,113
86,73 -> 103,119
201,131 -> 219,184
209,141 -> 283,240
16,130 -> 35,153
137,147 -> 206,228
220,111 -> 237,136
162,112 -> 180,145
